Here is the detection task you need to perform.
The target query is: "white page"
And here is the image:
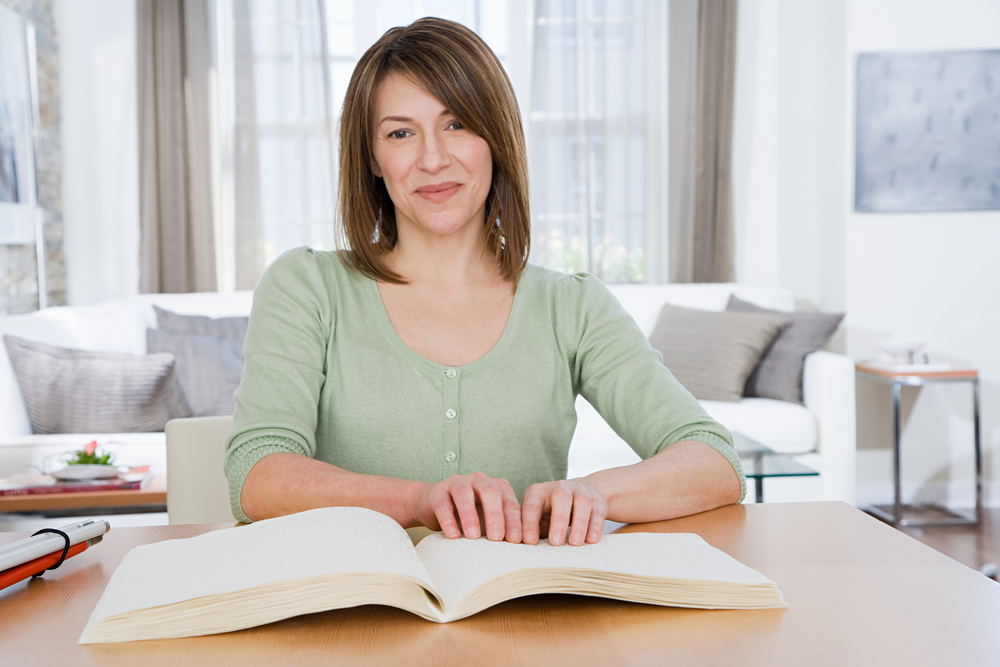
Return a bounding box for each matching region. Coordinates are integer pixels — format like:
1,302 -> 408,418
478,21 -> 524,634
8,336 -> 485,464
80,507 -> 435,641
415,532 -> 777,618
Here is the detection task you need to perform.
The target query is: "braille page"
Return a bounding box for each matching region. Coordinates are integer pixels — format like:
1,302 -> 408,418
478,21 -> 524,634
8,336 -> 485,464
415,532 -> 784,620
79,507 -> 438,643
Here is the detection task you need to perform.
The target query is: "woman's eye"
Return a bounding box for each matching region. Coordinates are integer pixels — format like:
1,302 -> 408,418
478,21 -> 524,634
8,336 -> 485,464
388,130 -> 410,139
449,121 -> 464,131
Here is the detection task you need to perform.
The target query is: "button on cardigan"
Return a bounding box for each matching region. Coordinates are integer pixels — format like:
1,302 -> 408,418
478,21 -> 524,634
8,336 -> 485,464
224,248 -> 746,522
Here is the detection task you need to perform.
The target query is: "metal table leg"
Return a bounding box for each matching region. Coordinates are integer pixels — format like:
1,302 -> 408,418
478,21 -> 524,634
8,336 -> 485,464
893,380 -> 902,526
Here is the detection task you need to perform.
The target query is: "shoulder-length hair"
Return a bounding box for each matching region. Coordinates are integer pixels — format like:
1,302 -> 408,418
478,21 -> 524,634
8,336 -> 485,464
337,17 -> 530,285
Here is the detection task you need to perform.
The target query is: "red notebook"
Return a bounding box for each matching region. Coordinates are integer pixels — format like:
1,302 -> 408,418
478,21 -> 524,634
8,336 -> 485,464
0,466 -> 152,496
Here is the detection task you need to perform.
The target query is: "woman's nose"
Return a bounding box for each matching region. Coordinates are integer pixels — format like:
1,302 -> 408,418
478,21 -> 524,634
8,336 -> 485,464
417,133 -> 450,172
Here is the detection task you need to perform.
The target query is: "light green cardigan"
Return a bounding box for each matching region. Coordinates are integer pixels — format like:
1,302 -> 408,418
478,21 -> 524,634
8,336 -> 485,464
224,248 -> 746,522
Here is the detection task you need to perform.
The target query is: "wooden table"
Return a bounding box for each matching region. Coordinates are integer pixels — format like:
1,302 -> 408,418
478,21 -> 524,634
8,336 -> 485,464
2,501 -> 999,666
0,475 -> 167,515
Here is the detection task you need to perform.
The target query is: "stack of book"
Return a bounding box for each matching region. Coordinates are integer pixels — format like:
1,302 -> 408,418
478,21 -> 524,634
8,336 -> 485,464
0,466 -> 152,497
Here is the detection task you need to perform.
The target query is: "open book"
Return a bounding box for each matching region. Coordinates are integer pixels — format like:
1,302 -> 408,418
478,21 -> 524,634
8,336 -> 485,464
79,507 -> 786,643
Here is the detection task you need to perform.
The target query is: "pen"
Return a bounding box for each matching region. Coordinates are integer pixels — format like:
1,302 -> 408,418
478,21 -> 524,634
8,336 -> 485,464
0,535 -> 104,591
0,519 -> 111,571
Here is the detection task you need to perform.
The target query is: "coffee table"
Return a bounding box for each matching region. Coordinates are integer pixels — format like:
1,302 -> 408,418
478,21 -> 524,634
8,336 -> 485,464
733,432 -> 818,502
0,475 -> 167,516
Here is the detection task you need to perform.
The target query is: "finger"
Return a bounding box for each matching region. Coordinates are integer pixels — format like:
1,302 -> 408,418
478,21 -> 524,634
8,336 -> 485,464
498,479 -> 522,544
429,487 -> 462,539
472,476 -> 505,541
585,504 -> 606,544
449,478 -> 481,539
520,484 -> 547,545
567,494 -> 593,546
547,483 -> 574,546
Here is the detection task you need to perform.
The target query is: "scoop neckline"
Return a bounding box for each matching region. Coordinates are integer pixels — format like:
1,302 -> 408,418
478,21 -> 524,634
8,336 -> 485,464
365,267 -> 531,379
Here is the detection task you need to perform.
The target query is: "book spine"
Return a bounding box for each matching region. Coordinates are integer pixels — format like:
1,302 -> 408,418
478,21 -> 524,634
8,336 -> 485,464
0,480 -> 143,496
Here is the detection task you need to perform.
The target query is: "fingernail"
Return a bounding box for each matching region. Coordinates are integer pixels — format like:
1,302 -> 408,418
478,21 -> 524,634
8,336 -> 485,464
447,529 -> 460,538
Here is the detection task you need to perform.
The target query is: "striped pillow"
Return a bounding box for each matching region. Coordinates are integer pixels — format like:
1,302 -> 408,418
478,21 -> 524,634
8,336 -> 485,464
147,329 -> 243,417
648,304 -> 788,402
726,295 -> 844,404
153,306 -> 248,357
3,335 -> 192,434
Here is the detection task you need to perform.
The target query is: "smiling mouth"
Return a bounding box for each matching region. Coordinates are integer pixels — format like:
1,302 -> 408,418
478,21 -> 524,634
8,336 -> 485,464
415,183 -> 461,202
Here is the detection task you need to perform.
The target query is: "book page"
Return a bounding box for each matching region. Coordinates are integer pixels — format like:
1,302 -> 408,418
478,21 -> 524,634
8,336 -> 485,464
80,507 -> 437,641
416,532 -> 779,620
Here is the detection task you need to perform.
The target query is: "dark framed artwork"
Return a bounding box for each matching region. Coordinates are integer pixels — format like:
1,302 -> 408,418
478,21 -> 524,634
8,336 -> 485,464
855,49 -> 1000,213
0,4 -> 37,244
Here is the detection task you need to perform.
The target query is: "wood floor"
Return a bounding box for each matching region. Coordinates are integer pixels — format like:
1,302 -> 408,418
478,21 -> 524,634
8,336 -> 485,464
896,507 -> 1000,578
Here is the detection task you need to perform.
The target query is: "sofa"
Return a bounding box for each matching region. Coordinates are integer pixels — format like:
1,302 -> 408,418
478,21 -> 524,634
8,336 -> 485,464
0,283 -> 856,504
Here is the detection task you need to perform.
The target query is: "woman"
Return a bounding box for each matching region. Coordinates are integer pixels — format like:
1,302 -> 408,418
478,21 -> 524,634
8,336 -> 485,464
224,18 -> 744,547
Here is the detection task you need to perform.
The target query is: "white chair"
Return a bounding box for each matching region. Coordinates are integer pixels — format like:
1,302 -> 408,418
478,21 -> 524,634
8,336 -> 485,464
165,416 -> 237,524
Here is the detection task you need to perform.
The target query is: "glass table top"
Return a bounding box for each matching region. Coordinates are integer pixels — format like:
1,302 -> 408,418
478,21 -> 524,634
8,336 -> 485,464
733,432 -> 819,479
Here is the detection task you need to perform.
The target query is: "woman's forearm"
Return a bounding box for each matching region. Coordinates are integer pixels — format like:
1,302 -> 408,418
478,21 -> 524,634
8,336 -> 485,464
239,452 -> 425,525
579,440 -> 742,524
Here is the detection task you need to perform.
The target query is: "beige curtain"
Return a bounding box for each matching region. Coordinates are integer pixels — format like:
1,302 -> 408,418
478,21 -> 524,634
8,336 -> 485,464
669,0 -> 737,284
137,0 -> 217,293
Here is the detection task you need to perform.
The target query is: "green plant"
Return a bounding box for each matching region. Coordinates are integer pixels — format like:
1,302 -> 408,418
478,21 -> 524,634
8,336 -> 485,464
67,440 -> 115,466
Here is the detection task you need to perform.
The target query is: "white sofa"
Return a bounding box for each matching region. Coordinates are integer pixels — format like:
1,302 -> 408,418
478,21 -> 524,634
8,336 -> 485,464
0,283 -> 856,504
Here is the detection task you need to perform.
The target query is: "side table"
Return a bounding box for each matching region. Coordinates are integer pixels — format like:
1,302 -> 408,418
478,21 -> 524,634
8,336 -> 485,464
855,362 -> 981,527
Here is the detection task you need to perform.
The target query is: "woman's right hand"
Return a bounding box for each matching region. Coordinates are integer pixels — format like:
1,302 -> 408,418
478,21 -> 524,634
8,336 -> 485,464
414,472 -> 523,543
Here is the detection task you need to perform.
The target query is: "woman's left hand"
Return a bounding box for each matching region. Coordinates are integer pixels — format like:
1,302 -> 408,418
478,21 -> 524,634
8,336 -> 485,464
520,479 -> 608,546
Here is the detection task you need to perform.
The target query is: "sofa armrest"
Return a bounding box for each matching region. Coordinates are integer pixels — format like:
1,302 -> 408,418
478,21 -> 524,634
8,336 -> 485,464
802,350 -> 857,504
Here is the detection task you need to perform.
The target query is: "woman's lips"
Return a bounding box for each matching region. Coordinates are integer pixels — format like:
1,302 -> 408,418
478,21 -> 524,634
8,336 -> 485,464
415,182 -> 461,203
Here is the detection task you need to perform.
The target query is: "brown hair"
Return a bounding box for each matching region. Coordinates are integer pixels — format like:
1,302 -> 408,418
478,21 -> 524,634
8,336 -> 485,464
337,17 -> 530,285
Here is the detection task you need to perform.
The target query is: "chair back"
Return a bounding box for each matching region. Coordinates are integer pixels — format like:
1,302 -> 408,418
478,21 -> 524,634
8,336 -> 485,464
165,416 -> 237,524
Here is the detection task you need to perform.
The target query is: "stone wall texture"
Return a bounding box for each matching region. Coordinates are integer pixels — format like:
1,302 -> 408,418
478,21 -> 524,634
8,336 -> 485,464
0,0 -> 63,315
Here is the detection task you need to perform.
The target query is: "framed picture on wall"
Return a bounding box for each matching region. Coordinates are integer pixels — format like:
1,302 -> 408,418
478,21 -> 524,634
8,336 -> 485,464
0,4 -> 39,245
855,49 -> 1000,213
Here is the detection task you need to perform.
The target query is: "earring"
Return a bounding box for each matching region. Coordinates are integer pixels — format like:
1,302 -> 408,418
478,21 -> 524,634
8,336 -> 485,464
371,207 -> 382,244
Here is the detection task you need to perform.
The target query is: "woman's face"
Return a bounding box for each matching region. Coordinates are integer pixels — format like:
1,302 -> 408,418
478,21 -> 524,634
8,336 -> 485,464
370,73 -> 493,247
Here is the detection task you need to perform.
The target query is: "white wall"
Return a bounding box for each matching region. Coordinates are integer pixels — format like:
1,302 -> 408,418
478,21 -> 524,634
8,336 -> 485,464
735,0 -> 1000,506
734,0 -> 846,314
57,0 -> 138,306
845,0 -> 1000,507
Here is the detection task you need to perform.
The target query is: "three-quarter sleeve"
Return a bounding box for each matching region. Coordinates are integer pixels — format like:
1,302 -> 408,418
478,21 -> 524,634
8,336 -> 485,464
560,273 -> 746,503
223,248 -> 334,521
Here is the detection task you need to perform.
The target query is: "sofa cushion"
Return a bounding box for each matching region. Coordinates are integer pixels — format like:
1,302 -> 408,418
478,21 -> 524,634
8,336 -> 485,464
726,295 -> 844,404
699,397 -> 818,455
648,304 -> 787,402
566,395 -> 818,480
147,329 -> 243,417
153,306 -> 249,353
2,335 -> 192,434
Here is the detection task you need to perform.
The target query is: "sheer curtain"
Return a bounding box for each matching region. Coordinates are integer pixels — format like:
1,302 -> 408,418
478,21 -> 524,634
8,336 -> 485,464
214,0 -> 338,291
528,0 -> 669,284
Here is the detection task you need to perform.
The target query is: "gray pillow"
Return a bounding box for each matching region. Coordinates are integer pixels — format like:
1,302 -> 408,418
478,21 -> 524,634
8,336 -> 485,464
648,304 -> 788,402
2,335 -> 192,434
726,295 -> 845,404
153,306 -> 249,358
147,329 -> 244,417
